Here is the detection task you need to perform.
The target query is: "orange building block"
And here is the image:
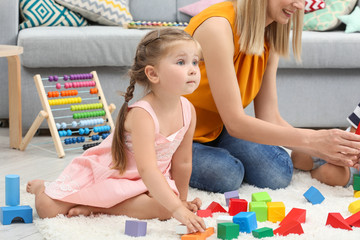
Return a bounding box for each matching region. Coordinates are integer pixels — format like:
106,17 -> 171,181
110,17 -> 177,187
267,202 -> 285,223
345,211 -> 360,227
280,208 -> 306,226
326,213 -> 352,230
181,227 -> 214,240
274,220 -> 304,236
206,201 -> 227,213
228,199 -> 248,216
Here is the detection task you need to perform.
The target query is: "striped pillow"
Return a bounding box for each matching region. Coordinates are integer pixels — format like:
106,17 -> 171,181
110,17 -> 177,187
20,0 -> 88,30
55,0 -> 133,26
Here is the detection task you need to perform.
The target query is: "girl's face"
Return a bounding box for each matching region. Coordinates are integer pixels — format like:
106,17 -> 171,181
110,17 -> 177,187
266,0 -> 304,25
155,40 -> 201,96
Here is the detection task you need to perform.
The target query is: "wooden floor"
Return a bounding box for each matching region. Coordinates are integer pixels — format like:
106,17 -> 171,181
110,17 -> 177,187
0,128 -> 80,240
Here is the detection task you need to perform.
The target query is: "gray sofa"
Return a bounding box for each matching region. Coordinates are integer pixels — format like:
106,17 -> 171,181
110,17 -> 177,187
1,0 -> 360,132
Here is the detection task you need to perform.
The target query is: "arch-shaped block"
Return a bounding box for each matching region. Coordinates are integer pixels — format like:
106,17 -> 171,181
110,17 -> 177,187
0,205 -> 33,225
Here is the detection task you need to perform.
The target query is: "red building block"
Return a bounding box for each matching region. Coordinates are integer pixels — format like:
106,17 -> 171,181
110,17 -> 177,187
197,209 -> 212,218
206,201 -> 227,213
228,199 -> 248,216
326,213 -> 352,230
280,208 -> 306,226
274,220 -> 304,236
345,211 -> 360,227
356,122 -> 360,135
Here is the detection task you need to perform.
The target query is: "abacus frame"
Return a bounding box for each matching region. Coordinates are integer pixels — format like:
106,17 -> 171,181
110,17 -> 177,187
19,71 -> 115,158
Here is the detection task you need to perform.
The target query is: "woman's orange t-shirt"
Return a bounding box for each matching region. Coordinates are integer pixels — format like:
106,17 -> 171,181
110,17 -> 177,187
184,1 -> 270,143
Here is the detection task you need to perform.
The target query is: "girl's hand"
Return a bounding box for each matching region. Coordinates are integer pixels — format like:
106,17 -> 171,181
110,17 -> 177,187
172,205 -> 206,233
182,197 -> 202,213
309,129 -> 360,167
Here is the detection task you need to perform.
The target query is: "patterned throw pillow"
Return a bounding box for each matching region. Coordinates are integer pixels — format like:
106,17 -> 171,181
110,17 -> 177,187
303,0 -> 358,31
179,0 -> 225,17
305,0 -> 326,13
338,6 -> 360,33
55,0 -> 132,26
19,0 -> 88,30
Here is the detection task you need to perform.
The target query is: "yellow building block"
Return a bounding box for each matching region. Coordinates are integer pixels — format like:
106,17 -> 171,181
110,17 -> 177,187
349,199 -> 360,214
354,191 -> 360,198
267,202 -> 285,223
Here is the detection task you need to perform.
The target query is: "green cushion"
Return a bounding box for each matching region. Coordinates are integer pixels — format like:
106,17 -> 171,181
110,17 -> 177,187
338,6 -> 360,33
303,0 -> 357,31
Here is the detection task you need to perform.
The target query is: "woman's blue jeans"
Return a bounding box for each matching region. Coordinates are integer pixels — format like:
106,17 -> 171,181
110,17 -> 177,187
190,128 -> 293,193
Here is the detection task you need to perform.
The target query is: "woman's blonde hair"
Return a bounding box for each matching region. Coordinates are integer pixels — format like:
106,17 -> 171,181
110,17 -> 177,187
232,0 -> 304,61
111,28 -> 199,175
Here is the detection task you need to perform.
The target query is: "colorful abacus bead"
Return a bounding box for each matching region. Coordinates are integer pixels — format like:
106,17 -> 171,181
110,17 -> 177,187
93,125 -> 111,133
83,142 -> 101,150
91,135 -> 100,141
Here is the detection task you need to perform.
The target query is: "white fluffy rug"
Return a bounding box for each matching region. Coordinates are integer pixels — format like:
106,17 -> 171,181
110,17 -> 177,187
21,170 -> 360,240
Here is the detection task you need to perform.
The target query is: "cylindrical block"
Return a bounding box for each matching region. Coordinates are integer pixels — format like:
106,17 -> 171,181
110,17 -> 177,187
5,174 -> 20,206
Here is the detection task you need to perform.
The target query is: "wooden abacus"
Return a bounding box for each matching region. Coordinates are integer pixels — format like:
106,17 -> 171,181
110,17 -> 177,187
125,21 -> 188,29
19,71 -> 115,158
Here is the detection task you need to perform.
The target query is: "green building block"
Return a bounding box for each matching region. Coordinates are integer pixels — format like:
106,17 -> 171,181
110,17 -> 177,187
252,192 -> 272,203
217,222 -> 240,240
252,227 -> 274,238
249,202 -> 268,222
353,174 -> 360,191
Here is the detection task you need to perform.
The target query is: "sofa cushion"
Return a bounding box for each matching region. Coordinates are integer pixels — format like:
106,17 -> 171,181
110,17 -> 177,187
18,26 -> 150,68
54,0 -> 132,26
19,0 -> 88,30
279,31 -> 360,68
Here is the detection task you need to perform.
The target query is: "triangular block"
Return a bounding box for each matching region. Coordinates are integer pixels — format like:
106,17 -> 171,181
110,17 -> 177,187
206,201 -> 227,213
273,220 -> 304,236
345,211 -> 360,227
326,213 -> 352,230
280,208 -> 306,226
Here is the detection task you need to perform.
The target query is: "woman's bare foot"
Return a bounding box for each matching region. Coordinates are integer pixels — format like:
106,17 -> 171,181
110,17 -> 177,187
26,179 -> 45,195
67,205 -> 92,217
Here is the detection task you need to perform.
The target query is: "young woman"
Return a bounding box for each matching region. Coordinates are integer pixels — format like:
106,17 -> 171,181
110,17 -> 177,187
184,0 -> 360,193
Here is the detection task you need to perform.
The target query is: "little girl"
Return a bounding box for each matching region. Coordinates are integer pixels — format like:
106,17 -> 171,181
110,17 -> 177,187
27,28 -> 206,233
292,102 -> 360,187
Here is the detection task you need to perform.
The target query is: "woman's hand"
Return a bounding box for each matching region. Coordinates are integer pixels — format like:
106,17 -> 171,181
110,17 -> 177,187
309,129 -> 360,167
172,205 -> 206,233
182,197 -> 202,213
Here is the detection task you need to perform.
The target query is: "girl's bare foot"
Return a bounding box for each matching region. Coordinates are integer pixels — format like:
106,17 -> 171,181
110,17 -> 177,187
67,205 -> 92,217
26,179 -> 45,195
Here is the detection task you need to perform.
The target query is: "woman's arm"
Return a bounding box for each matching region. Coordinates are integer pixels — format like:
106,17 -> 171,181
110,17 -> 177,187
128,107 -> 205,232
193,17 -> 360,166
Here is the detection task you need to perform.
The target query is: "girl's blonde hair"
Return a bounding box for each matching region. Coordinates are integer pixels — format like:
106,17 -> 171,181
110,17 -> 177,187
111,28 -> 199,174
232,0 -> 304,61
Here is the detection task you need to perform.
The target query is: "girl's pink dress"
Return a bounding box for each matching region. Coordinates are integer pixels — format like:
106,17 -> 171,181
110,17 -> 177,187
45,97 -> 192,208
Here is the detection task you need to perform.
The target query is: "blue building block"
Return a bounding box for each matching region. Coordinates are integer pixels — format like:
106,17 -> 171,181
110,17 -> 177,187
125,220 -> 147,237
233,211 -> 257,233
5,174 -> 20,206
0,205 -> 33,225
303,186 -> 325,205
224,190 -> 239,206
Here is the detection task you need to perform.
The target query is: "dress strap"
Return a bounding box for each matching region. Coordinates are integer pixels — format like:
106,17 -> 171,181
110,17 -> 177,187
128,101 -> 160,133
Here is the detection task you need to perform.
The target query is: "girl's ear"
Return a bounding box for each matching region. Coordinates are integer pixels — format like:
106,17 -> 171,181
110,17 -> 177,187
144,65 -> 159,84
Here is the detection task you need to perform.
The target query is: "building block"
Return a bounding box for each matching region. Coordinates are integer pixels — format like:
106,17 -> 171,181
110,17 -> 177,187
326,212 -> 352,230
280,208 -> 306,226
181,227 -> 214,240
356,122 -> 360,135
348,199 -> 360,214
216,215 -> 233,224
197,209 -> 212,218
249,201 -> 267,222
5,174 -> 20,206
345,211 -> 360,227
251,192 -> 272,203
0,205 -> 33,225
124,220 -> 147,237
353,174 -> 360,191
354,191 -> 360,198
274,220 -> 304,236
224,190 -> 239,206
228,198 -> 247,216
217,222 -> 239,240
252,227 -> 274,239
303,186 -> 325,205
267,202 -> 285,223
233,212 -> 257,233
176,224 -> 189,235
206,201 -> 227,213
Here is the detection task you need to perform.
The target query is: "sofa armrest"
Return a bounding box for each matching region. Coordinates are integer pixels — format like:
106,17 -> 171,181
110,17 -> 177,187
0,1 -> 19,45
